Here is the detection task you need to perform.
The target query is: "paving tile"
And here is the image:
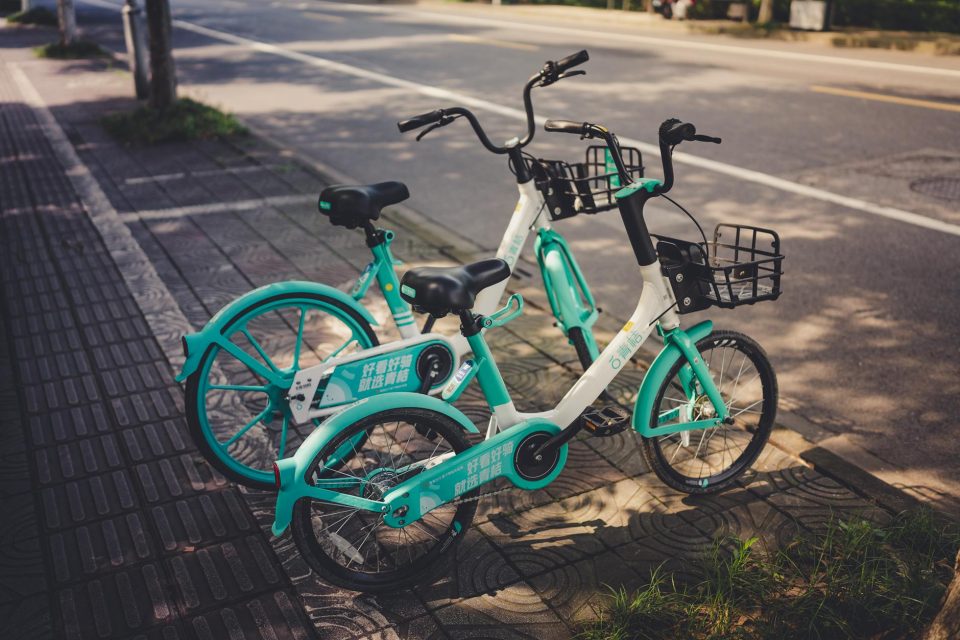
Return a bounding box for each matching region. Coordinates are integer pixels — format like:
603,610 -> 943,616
34,433 -> 126,485
121,419 -> 194,463
0,532 -> 47,603
47,512 -> 156,585
28,403 -> 114,448
54,563 -> 178,639
478,494 -> 611,579
528,552 -> 646,627
430,581 -> 569,639
544,439 -> 630,501
0,594 -> 54,640
132,455 -> 228,505
415,530 -> 522,610
349,615 -> 448,640
40,470 -> 140,530
149,490 -> 257,555
166,535 -> 283,616
185,589 -> 313,640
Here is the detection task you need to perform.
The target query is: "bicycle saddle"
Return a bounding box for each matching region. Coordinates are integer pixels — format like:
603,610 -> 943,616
318,181 -> 409,229
400,259 -> 511,317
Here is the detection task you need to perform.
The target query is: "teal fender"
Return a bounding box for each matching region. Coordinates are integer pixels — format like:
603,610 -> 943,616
633,321 -> 713,435
271,392 -> 480,536
535,228 -> 598,334
175,281 -> 378,383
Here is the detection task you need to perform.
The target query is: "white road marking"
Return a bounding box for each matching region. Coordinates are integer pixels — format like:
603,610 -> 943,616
79,0 -> 960,238
119,194 -> 316,222
308,0 -> 960,80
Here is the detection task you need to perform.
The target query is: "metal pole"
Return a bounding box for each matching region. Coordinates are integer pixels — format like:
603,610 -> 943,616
21,0 -> 32,11
122,0 -> 150,100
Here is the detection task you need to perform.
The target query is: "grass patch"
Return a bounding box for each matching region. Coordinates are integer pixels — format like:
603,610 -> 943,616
34,40 -> 109,60
6,7 -> 57,25
580,509 -> 960,639
101,98 -> 248,146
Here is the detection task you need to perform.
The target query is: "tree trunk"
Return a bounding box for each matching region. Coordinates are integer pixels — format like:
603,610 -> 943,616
623,0 -> 631,11
145,0 -> 177,111
21,0 -> 32,11
925,549 -> 960,639
57,0 -> 77,47
643,0 -> 654,12
757,0 -> 774,23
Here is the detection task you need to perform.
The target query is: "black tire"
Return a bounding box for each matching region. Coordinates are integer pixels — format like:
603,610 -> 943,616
185,292 -> 378,491
292,408 -> 477,593
640,330 -> 777,494
568,326 -> 595,371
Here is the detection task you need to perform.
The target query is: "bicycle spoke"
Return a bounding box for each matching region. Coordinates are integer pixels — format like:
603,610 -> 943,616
223,406 -> 270,448
209,384 -> 269,393
241,328 -> 281,374
292,306 -> 307,369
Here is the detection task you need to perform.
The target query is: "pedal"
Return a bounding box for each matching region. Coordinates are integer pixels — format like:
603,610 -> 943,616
578,404 -> 631,438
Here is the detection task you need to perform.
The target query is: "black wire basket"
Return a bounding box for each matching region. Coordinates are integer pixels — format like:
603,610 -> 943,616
655,224 -> 783,314
530,146 -> 643,221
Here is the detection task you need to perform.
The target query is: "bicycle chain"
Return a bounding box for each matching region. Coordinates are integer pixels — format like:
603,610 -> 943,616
447,484 -> 516,507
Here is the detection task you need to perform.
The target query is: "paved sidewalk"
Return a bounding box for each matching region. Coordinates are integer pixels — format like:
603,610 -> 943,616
0,24 -> 929,640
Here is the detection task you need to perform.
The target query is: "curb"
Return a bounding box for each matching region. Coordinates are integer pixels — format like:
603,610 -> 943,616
240,121 -> 956,524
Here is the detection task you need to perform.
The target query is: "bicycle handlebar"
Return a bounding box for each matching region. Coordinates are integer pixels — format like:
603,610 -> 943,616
396,50 -> 589,154
544,117 -> 721,195
397,110 -> 444,134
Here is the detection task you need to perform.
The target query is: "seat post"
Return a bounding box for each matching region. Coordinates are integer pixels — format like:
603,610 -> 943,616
363,222 -> 386,247
459,311 -> 513,412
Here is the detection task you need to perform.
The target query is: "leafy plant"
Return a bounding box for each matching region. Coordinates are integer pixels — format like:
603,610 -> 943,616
580,509 -> 960,639
101,98 -> 248,146
34,40 -> 109,59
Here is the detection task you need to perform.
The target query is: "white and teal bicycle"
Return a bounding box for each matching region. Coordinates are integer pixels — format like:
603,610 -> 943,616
176,51 -> 645,490
270,118 -> 785,592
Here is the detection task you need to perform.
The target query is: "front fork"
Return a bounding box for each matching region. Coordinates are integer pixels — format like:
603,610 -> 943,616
655,326 -> 730,440
535,228 -> 601,361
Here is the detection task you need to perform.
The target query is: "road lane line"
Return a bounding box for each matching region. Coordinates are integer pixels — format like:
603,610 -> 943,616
447,34 -> 539,51
308,0 -> 960,80
811,85 -> 960,113
77,0 -> 960,239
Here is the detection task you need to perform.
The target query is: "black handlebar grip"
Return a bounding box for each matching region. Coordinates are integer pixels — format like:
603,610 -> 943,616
397,110 -> 444,133
544,119 -> 586,135
659,119 -> 697,146
555,50 -> 589,72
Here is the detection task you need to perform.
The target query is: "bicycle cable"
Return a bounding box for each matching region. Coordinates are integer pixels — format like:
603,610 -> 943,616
661,193 -> 709,250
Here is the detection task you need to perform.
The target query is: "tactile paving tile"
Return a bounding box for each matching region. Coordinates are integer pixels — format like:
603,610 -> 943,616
165,535 -> 283,615
47,512 -> 156,584
34,433 -> 126,485
149,490 -> 257,555
54,563 -> 178,638
132,454 -> 228,505
40,469 -> 140,530
185,589 -> 313,640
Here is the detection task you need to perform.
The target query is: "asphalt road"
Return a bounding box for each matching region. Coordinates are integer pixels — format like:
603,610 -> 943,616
69,0 -> 960,504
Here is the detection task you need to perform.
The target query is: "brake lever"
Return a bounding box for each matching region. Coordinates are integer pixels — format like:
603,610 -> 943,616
556,70 -> 586,80
415,114 -> 460,141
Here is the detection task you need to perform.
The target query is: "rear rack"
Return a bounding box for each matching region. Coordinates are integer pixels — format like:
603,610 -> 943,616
529,146 -> 643,221
655,224 -> 784,314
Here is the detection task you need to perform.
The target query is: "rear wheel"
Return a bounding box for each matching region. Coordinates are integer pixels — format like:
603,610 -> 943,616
186,292 -> 377,490
641,330 -> 777,494
292,408 -> 476,593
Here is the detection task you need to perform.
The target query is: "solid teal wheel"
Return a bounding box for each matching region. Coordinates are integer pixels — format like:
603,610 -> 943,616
186,292 -> 378,490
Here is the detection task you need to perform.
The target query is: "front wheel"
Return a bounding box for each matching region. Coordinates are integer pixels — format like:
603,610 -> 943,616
186,291 -> 378,490
641,330 -> 777,494
292,408 -> 477,593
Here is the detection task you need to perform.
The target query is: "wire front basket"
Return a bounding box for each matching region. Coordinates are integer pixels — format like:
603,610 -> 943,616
530,146 -> 643,221
655,224 -> 783,314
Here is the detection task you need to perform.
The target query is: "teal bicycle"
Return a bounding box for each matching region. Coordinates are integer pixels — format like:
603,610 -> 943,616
270,117 -> 784,592
175,51 -> 645,490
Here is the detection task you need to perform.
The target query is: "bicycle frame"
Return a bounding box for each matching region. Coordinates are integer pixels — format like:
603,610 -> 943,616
283,176 -> 599,423
271,260 -> 729,534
